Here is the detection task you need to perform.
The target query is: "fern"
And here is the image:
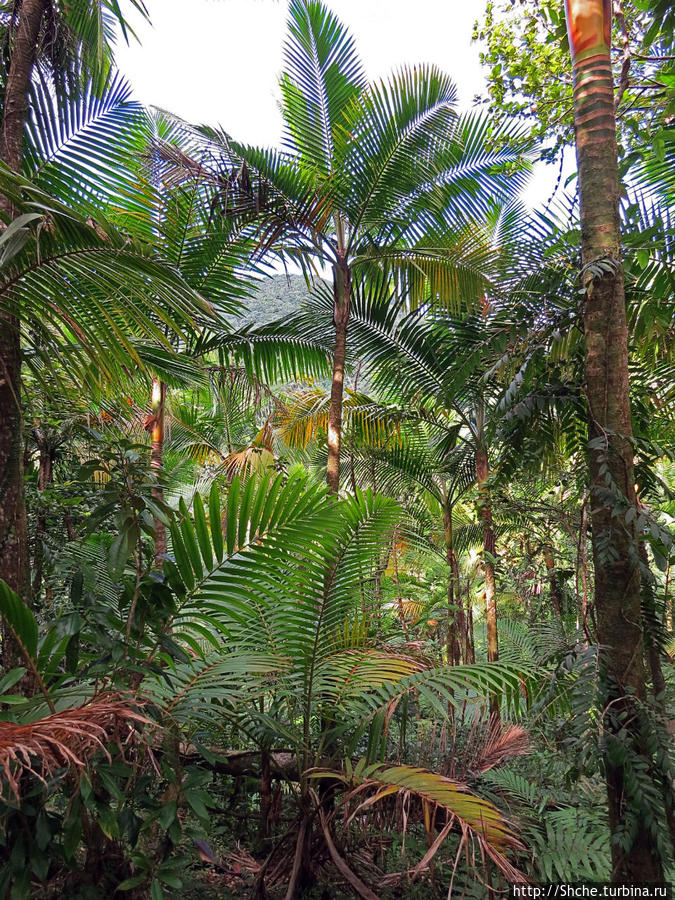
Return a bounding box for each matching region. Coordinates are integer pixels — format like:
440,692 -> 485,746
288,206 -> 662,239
530,808 -> 611,882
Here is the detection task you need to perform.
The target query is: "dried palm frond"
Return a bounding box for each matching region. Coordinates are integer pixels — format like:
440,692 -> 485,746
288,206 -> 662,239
311,760 -> 527,887
0,695 -> 152,802
469,722 -> 530,776
447,716 -> 531,780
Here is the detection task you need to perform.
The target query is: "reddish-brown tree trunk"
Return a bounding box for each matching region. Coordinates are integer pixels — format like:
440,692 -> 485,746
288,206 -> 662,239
565,0 -> 663,882
475,442 -> 498,716
148,377 -> 167,568
326,260 -> 350,495
0,0 -> 47,671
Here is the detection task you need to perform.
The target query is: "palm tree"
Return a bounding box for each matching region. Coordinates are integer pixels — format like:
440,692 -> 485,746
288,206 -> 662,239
148,473 -> 534,894
345,298 -> 511,683
359,431 -> 476,666
0,172 -> 214,670
171,0 -> 528,494
563,0 -> 663,882
0,467 -> 541,894
0,0 -> 150,624
276,285 -> 521,688
278,375 -> 478,663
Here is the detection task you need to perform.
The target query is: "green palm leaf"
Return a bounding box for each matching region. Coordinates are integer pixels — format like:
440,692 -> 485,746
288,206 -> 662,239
280,0 -> 366,174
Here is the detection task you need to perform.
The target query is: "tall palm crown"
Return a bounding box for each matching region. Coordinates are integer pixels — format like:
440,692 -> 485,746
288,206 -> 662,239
0,0 -> 148,92
196,0 -> 529,493
0,0 -> 148,625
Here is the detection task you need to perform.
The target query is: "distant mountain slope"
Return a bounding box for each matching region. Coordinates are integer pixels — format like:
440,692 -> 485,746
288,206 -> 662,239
238,274 -> 319,326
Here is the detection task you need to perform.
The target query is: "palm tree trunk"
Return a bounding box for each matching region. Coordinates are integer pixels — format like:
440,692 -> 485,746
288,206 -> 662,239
392,531 -> 409,640
444,508 -> 458,666
543,545 -> 563,618
475,446 -> 497,658
0,0 -> 47,671
443,500 -> 465,664
148,377 -> 167,568
466,591 -> 475,664
564,0 -> 663,882
475,442 -> 498,716
326,260 -> 350,495
451,551 -> 468,661
31,428 -> 54,600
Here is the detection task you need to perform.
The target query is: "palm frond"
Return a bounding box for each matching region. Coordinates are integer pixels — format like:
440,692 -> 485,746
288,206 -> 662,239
24,70 -> 152,219
280,0 -> 366,174
0,695 -> 150,802
313,760 -> 525,881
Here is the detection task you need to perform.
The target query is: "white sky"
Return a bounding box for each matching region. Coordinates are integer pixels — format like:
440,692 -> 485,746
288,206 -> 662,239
114,0 -> 569,207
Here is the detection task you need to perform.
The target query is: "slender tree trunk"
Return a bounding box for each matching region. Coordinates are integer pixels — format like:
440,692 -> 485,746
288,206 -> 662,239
326,260 -> 350,495
147,377 -> 167,568
443,501 -> 464,665
31,428 -> 54,600
577,490 -> 592,643
475,441 -> 498,716
475,445 -> 497,657
638,543 -> 666,703
638,541 -> 675,855
466,590 -> 475,664
565,0 -> 663,882
444,507 -> 458,666
450,549 -> 468,662
392,531 -> 409,640
0,0 -> 47,672
258,750 -> 272,846
543,545 -> 563,618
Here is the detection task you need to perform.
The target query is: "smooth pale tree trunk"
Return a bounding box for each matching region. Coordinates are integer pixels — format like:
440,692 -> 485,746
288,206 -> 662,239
321,255 -> 350,834
475,442 -> 498,717
147,377 -> 167,568
326,259 -> 350,495
564,0 -> 663,882
0,0 -> 47,672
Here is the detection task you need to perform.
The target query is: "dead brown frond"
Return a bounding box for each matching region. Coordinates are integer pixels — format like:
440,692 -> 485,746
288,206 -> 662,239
0,695 -> 152,802
449,716 -> 531,780
470,722 -> 531,776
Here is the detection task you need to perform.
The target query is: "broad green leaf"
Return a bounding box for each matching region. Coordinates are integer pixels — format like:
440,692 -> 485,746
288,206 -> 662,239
0,581 -> 38,660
